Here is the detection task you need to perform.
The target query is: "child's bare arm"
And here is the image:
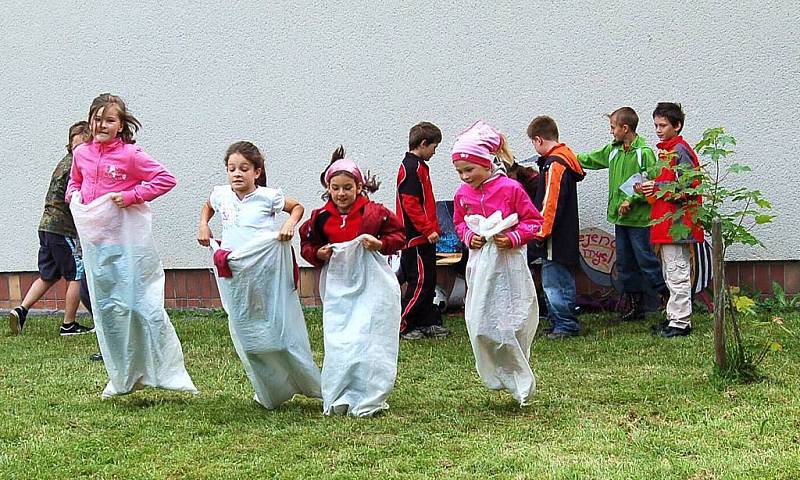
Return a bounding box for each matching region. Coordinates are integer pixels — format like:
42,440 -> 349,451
278,196 -> 304,241
197,201 -> 215,246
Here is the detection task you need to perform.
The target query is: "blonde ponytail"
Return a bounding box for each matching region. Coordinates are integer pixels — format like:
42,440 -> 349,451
495,134 -> 515,168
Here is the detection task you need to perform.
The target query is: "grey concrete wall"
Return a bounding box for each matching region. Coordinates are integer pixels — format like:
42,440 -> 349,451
1,0 -> 797,270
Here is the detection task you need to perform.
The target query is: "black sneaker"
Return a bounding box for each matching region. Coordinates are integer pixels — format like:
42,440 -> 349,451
650,320 -> 669,335
400,329 -> 425,340
89,353 -> 103,362
421,325 -> 450,338
617,294 -> 645,322
661,325 -> 692,338
59,322 -> 95,336
9,306 -> 28,335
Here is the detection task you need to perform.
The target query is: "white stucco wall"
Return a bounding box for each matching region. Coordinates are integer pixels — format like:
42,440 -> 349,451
1,1 -> 797,270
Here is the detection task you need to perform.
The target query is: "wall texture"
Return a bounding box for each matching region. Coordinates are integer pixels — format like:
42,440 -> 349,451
1,1 -> 797,270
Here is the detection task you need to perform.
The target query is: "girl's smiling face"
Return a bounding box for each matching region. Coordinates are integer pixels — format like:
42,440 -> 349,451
227,153 -> 261,198
91,105 -> 123,143
327,173 -> 362,213
454,160 -> 492,188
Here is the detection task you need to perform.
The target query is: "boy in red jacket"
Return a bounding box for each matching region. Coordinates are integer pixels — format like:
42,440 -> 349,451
395,122 -> 448,339
639,103 -> 704,337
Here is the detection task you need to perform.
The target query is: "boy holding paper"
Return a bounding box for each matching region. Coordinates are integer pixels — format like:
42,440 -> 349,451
578,107 -> 667,322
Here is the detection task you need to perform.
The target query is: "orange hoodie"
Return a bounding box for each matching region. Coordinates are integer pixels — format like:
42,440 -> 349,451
535,143 -> 585,241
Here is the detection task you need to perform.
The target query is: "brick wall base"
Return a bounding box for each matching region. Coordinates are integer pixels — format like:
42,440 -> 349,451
1,261 -> 798,311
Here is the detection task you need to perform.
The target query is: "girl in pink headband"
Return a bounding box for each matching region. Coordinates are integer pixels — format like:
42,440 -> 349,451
306,147 -> 382,248
300,146 -> 406,416
302,145 -> 404,265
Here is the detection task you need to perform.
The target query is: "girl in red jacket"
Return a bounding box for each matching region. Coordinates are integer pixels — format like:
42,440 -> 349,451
300,146 -> 405,265
300,146 -> 405,416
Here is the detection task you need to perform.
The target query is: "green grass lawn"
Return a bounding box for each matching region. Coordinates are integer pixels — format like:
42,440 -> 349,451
1,309 -> 799,479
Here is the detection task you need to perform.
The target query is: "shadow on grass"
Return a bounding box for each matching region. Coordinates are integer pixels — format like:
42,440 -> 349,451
109,389 -> 324,418
105,391 -> 197,409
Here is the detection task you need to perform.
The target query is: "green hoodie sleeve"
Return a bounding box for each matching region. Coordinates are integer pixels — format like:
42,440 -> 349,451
577,144 -> 611,170
629,147 -> 658,205
644,147 -> 661,180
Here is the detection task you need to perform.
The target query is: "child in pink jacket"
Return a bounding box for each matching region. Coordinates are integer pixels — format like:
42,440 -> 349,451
452,121 -> 543,250
451,121 -> 544,405
66,94 -> 176,206
65,93 -> 195,399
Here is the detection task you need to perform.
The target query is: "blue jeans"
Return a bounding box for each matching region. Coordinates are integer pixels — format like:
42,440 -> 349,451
541,259 -> 580,334
615,225 -> 666,296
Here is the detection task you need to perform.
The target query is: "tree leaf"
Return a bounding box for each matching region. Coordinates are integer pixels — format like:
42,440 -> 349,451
718,133 -> 736,146
668,222 -> 691,241
727,163 -> 752,173
755,199 -> 773,209
732,295 -> 756,315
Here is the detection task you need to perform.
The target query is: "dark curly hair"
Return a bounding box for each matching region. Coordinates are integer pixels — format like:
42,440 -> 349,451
652,102 -> 685,133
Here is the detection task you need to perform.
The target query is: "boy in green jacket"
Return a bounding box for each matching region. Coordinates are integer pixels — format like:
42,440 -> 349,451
578,107 -> 667,321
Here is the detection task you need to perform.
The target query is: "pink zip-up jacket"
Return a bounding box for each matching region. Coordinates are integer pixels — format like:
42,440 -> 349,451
453,174 -> 544,248
66,139 -> 176,206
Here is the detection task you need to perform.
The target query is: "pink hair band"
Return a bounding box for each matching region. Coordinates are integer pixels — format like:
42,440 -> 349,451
324,158 -> 364,185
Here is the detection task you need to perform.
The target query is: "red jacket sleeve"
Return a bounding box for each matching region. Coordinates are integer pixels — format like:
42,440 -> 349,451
299,215 -> 326,267
399,194 -> 437,236
397,162 -> 438,236
654,146 -> 700,203
377,207 -> 406,256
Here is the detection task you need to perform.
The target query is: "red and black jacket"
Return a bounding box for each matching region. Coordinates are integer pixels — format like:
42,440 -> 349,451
395,152 -> 440,248
299,196 -> 406,267
650,136 -> 705,244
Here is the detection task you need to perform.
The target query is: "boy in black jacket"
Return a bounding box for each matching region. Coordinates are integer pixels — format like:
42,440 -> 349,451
395,122 -> 448,339
527,116 -> 586,339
